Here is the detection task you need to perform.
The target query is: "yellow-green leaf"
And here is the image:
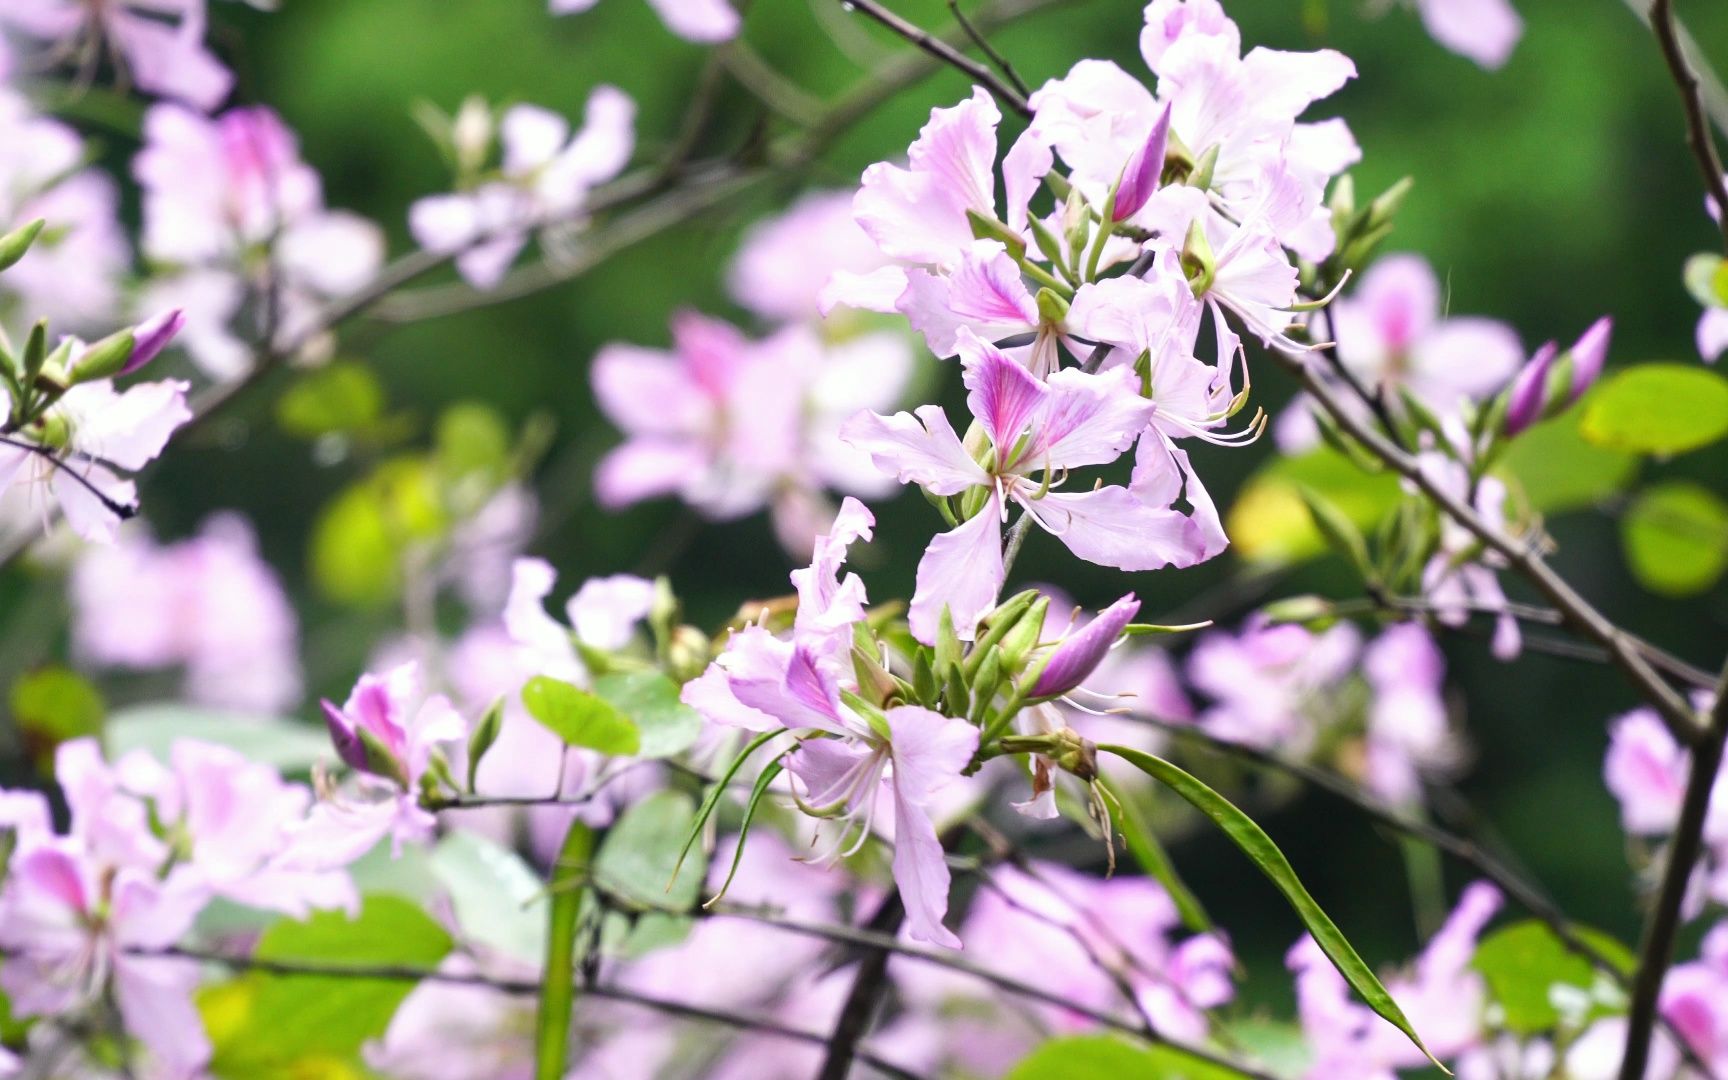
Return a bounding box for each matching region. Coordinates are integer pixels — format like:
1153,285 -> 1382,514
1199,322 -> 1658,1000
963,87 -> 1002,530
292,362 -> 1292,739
1620,481 -> 1728,597
521,676 -> 640,756
1578,364 -> 1728,456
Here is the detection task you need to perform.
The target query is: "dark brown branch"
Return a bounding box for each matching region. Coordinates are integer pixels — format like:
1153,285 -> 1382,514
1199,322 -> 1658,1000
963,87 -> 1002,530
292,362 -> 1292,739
1619,662 -> 1728,1080
1266,344 -> 1704,745
946,0 -> 1029,98
1650,0 -> 1728,252
837,0 -> 1032,118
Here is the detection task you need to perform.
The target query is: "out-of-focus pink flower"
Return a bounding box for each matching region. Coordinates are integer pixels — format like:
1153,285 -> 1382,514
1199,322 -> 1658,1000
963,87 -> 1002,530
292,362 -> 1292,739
1605,708 -> 1690,837
72,512 -> 302,711
1290,882 -> 1502,1077
1188,620 -> 1360,751
0,0 -> 232,109
1661,923 -> 1728,1074
0,842 -> 210,1077
1362,623 -> 1457,805
410,90 -> 635,290
593,312 -> 911,558
134,104 -> 385,379
729,191 -> 892,323
1411,0 -> 1522,71
549,0 -> 739,43
0,90 -> 129,334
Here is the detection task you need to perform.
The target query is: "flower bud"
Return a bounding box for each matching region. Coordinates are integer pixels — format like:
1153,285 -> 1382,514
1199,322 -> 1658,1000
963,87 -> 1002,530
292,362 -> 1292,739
1031,594 -> 1141,698
1113,104 -> 1171,222
68,329 -> 138,385
1566,315 -> 1611,403
1502,341 -> 1557,437
464,696 -> 505,793
1181,219 -> 1215,298
0,219 -> 45,274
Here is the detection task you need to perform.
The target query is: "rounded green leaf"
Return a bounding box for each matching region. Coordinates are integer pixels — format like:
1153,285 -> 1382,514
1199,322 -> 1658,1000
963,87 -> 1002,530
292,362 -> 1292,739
275,362 -> 385,439
1470,920 -> 1632,1035
1099,744 -> 1439,1070
521,676 -> 640,756
1578,364 -> 1728,456
1499,414 -> 1636,513
592,671 -> 702,759
1620,482 -> 1728,597
594,790 -> 703,910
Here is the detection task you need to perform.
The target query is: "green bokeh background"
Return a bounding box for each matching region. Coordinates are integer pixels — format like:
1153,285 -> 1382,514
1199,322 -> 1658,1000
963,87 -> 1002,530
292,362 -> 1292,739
15,0 -> 1728,1021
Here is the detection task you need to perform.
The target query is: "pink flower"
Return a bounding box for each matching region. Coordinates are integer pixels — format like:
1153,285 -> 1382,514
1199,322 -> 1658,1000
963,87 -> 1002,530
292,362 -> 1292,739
824,88 -> 1052,314
1188,620 -> 1361,751
1289,882 -> 1502,1076
592,313 -> 911,557
503,557 -> 655,683
0,347 -> 192,544
283,663 -> 466,866
0,0 -> 232,109
1661,923 -> 1728,1073
728,191 -> 891,323
0,839 -> 212,1078
549,0 -> 739,43
134,104 -> 385,379
1362,623 -> 1457,805
1605,708 -> 1690,837
1412,0 -> 1523,71
843,331 -> 1201,643
410,90 -> 635,290
72,512 -> 302,712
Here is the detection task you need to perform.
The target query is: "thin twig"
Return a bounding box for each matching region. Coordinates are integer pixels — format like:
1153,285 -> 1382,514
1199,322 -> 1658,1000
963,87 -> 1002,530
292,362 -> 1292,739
1649,0 -> 1728,252
1616,0 -> 1728,141
1619,661 -> 1728,1080
837,0 -> 1032,118
1267,345 -> 1704,745
946,0 -> 1029,97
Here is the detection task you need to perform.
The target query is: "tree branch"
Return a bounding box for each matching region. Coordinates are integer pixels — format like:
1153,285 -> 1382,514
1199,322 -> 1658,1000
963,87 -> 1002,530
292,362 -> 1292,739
1649,0 -> 1728,252
1619,660 -> 1728,1080
837,0 -> 1032,118
1265,345 -> 1704,745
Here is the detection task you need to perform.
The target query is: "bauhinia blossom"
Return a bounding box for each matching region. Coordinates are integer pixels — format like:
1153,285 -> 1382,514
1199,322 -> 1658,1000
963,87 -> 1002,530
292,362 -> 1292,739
687,498 -> 980,946
0,0 -> 233,109
843,330 -> 1204,644
133,104 -> 386,379
1406,0 -> 1523,71
592,310 -> 911,557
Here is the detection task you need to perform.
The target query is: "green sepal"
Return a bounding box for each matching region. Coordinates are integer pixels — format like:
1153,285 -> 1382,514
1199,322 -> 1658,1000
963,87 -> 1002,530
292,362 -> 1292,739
69,329 -> 138,384
465,695 -> 505,793
966,209 -> 1027,262
0,219 -> 45,274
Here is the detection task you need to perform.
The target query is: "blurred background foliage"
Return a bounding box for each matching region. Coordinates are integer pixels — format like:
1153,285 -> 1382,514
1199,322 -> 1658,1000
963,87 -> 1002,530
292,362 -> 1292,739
6,0 -> 1728,1021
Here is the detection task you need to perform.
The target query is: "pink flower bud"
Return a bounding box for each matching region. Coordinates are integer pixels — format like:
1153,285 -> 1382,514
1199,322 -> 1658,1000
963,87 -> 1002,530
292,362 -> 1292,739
1031,593 -> 1140,698
122,309 -> 185,375
1113,104 -> 1171,223
1503,341 -> 1556,437
1567,315 -> 1611,402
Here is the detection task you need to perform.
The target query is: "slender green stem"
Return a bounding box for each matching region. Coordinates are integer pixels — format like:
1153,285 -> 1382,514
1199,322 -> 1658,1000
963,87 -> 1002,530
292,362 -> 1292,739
534,820 -> 593,1080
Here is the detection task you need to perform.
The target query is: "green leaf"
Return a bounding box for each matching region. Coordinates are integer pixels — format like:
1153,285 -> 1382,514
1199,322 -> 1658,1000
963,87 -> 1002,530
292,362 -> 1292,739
535,819 -> 592,1080
1498,413 -> 1637,513
1620,481 -> 1728,597
1099,744 -> 1438,1069
105,705 -> 330,772
1578,364 -> 1728,456
1297,485 -> 1373,580
595,790 -> 703,910
1471,920 -> 1633,1035
707,756 -> 786,907
309,457 -> 448,606
275,362 -> 385,439
430,831 -> 546,963
205,895 -> 453,1076
435,401 -> 512,485
592,672 -> 700,759
11,666 -> 104,770
521,676 -> 640,755
1007,1034 -> 1250,1079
